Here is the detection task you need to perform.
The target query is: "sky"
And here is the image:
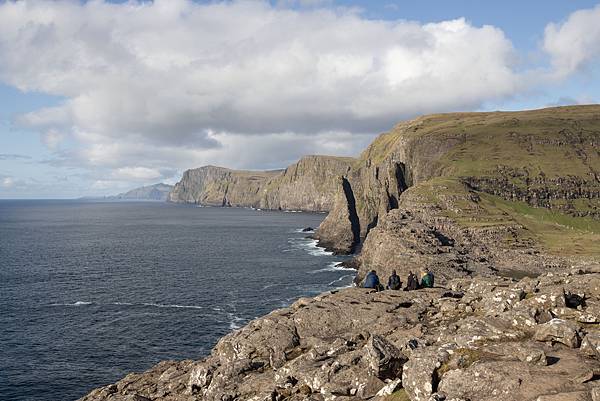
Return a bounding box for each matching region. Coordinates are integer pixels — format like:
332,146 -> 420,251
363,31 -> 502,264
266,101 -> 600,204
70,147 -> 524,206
0,0 -> 599,198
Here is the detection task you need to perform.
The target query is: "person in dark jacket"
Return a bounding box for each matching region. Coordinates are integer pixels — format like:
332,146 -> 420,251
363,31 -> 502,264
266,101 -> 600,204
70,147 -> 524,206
363,270 -> 380,290
406,271 -> 419,291
387,270 -> 402,290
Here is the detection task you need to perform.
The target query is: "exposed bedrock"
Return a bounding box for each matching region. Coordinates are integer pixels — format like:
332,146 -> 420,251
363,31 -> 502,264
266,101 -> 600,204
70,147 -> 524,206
317,106 -> 600,260
167,155 -> 354,212
80,265 -> 600,401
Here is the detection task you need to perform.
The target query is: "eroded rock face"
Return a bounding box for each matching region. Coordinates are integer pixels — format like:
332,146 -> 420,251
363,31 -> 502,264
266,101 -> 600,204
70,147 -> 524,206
316,106 -> 600,256
352,183 -> 562,287
80,267 -> 600,401
167,156 -> 354,212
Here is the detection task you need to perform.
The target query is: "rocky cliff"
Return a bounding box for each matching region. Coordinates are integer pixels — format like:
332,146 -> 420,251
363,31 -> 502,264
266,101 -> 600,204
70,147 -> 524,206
80,105 -> 600,401
113,183 -> 174,201
167,166 -> 281,207
168,156 -> 354,212
80,264 -> 600,401
312,106 -> 600,288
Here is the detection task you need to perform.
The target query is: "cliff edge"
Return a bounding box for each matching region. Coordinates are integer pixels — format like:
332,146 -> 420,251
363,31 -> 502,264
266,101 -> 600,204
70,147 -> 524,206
81,105 -> 600,401
314,106 -> 600,285
168,156 -> 354,212
80,265 -> 600,401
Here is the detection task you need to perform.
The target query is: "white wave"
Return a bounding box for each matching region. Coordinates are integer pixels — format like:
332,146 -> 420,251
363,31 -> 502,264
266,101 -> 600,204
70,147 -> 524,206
307,241 -> 334,256
228,314 -> 246,330
49,301 -> 93,306
308,261 -> 355,274
327,274 -> 354,287
141,303 -> 204,310
293,228 -> 314,233
287,238 -> 333,256
262,283 -> 284,290
49,301 -> 206,309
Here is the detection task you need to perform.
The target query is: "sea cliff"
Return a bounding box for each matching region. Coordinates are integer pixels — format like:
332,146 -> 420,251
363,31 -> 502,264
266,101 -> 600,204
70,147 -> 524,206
82,105 -> 600,401
168,155 -> 354,212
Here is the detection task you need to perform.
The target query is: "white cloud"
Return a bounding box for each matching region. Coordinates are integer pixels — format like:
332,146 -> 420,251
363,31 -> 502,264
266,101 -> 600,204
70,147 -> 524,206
1,177 -> 15,188
112,166 -> 163,181
0,0 -> 527,193
42,129 -> 66,150
543,4 -> 600,77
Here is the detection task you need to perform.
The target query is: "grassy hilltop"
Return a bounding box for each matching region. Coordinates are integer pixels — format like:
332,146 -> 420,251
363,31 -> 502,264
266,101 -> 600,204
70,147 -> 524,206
341,105 -> 600,284
385,106 -> 600,257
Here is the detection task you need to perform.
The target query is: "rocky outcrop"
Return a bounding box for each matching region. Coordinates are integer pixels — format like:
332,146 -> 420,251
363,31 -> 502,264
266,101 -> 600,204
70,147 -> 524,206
168,156 -> 354,212
167,166 -> 282,207
352,178 -> 570,287
259,156 -> 354,212
113,183 -> 174,201
316,105 -> 600,256
80,265 -> 600,401
462,167 -> 600,218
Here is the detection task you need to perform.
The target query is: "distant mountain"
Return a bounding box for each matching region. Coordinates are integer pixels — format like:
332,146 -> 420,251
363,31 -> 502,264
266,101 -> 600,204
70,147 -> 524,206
113,183 -> 173,201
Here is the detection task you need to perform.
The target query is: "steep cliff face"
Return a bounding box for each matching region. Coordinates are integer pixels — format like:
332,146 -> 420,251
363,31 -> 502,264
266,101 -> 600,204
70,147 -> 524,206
317,106 -> 600,262
167,166 -> 281,207
260,155 -> 354,212
168,156 -> 354,212
113,183 -> 174,201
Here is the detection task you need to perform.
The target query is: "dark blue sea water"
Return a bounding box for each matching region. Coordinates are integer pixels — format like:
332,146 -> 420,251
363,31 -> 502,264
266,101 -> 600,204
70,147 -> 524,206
0,201 -> 354,401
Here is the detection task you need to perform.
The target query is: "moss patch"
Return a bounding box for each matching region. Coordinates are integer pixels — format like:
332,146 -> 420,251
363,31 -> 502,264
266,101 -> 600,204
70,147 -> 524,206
385,388 -> 411,401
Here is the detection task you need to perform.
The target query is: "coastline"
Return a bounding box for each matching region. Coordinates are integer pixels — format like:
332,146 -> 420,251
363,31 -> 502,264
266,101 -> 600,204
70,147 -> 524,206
79,262 -> 600,401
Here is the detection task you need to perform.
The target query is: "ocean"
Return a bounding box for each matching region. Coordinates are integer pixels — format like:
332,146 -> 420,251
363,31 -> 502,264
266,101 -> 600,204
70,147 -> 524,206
0,200 -> 354,401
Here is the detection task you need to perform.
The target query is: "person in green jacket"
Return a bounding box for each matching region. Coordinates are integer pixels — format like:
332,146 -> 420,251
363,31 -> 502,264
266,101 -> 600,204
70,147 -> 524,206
420,267 -> 434,288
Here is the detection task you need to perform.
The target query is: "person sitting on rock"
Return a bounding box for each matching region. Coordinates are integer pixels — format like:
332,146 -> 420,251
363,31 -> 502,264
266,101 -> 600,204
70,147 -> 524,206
420,268 -> 435,288
406,271 -> 419,291
363,270 -> 380,290
387,270 -> 402,290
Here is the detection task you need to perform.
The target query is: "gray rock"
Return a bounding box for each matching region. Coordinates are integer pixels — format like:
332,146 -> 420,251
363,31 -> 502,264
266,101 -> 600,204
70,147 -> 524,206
581,332 -> 600,357
79,268 -> 600,401
365,335 -> 407,380
534,319 -> 580,348
402,347 -> 452,401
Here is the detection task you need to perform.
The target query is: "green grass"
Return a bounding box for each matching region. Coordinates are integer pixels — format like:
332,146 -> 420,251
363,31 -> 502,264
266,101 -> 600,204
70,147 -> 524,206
483,194 -> 600,255
437,348 -> 484,377
404,178 -> 600,257
385,389 -> 411,401
363,105 -> 600,181
359,131 -> 402,165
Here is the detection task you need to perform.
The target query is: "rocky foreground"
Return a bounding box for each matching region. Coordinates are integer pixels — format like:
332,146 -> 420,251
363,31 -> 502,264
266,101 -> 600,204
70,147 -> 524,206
81,264 -> 600,401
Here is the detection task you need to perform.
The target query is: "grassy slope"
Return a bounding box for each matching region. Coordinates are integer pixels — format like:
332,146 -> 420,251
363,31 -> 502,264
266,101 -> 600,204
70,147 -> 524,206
370,106 -> 600,257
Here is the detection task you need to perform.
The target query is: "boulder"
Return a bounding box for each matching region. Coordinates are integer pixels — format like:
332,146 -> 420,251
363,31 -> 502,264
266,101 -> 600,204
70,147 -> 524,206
402,347 -> 452,401
364,335 -> 407,380
533,319 -> 580,348
581,332 -> 600,357
438,361 -> 528,401
514,345 -> 547,366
